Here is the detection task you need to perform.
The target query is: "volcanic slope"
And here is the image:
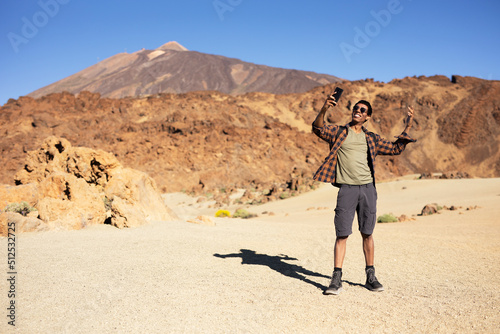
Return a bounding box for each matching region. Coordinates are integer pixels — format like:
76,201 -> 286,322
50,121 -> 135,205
27,41 -> 342,99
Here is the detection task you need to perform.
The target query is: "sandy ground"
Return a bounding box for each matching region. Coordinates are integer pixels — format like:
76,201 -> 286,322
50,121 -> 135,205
1,177 -> 499,333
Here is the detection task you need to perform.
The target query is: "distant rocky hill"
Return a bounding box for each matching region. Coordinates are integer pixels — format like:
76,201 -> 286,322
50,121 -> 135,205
27,41 -> 342,99
2,75 -> 499,204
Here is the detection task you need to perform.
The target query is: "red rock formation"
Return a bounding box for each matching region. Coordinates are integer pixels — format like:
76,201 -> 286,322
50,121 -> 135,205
1,76 -> 499,201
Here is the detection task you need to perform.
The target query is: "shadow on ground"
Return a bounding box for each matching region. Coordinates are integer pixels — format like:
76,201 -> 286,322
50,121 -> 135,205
343,280 -> 366,288
214,249 -> 329,290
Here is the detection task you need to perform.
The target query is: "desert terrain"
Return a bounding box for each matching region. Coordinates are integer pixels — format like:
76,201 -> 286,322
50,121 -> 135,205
2,75 -> 500,201
1,176 -> 499,333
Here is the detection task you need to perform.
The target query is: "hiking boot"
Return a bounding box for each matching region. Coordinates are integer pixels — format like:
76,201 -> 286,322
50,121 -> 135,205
365,267 -> 384,292
324,270 -> 343,295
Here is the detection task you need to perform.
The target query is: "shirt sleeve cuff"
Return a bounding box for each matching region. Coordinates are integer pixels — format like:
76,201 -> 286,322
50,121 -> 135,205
395,131 -> 417,142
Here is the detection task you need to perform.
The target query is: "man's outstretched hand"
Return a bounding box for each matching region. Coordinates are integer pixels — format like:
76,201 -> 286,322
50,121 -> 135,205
406,106 -> 414,129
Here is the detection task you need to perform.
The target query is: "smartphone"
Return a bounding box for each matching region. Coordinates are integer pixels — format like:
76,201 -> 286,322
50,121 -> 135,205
331,87 -> 343,102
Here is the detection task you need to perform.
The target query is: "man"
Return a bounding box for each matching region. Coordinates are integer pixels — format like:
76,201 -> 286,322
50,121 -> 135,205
312,93 -> 416,295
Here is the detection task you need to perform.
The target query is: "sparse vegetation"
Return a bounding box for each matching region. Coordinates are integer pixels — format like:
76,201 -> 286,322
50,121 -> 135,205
279,192 -> 291,200
103,196 -> 113,211
215,209 -> 231,218
309,182 -> 320,191
232,209 -> 257,219
4,201 -> 37,217
377,213 -> 398,223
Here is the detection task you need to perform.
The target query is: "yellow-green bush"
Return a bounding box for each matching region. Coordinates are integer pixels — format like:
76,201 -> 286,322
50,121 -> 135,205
215,209 -> 231,218
377,213 -> 398,223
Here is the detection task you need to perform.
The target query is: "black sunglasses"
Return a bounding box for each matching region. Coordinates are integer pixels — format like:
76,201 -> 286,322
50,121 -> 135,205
353,106 -> 368,113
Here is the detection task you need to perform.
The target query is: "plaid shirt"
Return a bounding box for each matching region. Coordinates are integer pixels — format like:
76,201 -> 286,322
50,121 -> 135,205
312,123 -> 416,185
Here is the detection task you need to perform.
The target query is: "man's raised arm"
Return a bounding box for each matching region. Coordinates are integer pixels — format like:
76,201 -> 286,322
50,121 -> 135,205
313,95 -> 338,129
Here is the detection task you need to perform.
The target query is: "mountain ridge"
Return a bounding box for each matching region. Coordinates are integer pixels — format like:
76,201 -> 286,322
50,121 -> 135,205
27,42 -> 342,99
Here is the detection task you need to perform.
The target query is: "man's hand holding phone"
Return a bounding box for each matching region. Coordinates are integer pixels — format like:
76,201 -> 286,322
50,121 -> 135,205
322,87 -> 343,110
331,87 -> 343,102
315,87 -> 343,128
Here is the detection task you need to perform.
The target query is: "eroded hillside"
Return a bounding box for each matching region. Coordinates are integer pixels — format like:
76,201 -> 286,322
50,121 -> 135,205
1,75 -> 499,197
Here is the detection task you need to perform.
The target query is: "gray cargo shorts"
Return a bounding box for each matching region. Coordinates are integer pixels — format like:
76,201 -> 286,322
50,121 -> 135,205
334,183 -> 377,237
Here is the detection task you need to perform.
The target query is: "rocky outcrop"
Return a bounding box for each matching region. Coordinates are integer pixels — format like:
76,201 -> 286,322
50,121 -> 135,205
0,91 -> 328,197
0,137 -> 175,235
0,183 -> 38,209
420,204 -> 441,216
1,76 -> 499,201
0,212 -> 48,236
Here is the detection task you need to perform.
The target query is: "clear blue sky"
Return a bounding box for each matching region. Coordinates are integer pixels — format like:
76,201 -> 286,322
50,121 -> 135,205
1,0 -> 499,105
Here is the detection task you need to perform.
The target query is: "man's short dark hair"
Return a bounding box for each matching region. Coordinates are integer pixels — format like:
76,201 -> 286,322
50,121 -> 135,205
355,100 -> 373,116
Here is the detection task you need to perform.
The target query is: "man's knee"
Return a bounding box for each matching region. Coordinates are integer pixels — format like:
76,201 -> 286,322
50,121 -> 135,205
335,236 -> 349,247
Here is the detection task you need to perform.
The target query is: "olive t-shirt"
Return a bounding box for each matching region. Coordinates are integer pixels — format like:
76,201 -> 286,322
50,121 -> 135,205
336,129 -> 373,185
